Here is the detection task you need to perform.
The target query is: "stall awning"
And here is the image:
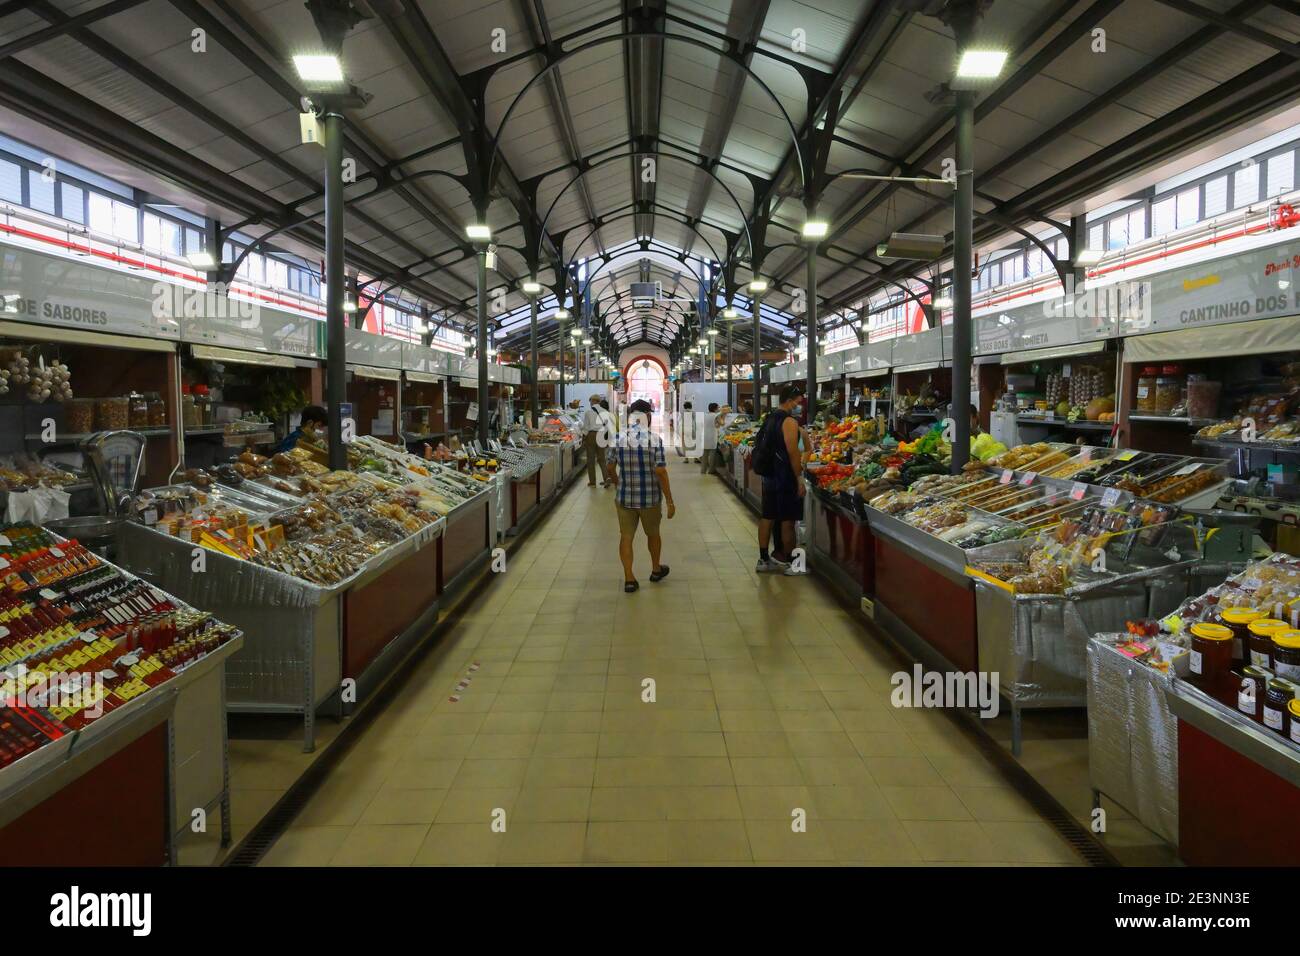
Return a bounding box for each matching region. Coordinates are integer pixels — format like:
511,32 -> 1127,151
0,319 -> 174,352
848,367 -> 891,378
1001,340 -> 1107,365
404,370 -> 442,384
191,344 -> 313,368
1123,315 -> 1300,364
348,363 -> 401,381
895,361 -> 947,374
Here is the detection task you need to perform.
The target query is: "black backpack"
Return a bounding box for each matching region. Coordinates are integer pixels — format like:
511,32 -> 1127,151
750,410 -> 788,478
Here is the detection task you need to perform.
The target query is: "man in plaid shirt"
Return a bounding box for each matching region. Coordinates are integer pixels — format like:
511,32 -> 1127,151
606,399 -> 675,592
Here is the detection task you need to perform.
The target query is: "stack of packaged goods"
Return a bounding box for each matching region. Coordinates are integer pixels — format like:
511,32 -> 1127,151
0,523 -> 240,770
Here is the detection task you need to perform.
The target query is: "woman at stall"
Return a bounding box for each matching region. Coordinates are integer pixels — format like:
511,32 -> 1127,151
275,405 -> 328,454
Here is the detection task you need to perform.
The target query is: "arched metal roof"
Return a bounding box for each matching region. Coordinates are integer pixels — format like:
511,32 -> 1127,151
2,0 -> 1297,355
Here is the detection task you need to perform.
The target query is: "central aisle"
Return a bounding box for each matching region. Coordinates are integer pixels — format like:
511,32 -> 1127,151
261,447 -> 1083,866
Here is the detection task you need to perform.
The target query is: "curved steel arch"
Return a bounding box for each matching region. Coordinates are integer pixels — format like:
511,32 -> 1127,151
566,208 -> 724,269
534,150 -> 754,266
485,31 -> 806,204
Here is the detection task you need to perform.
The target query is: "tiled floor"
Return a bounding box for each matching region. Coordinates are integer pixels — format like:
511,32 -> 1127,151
246,440 -> 1085,866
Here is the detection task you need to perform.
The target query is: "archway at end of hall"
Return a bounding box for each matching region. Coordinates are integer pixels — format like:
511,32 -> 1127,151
622,355 -> 668,418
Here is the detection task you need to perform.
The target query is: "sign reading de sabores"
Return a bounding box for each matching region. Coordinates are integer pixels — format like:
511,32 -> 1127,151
2,242 -> 180,339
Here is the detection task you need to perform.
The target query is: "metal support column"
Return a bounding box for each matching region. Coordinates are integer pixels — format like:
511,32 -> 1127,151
805,247 -> 817,426
529,296 -> 539,426
559,324 -> 567,407
751,291 -> 763,412
951,83 -> 975,471
475,248 -> 489,447
1069,214 -> 1089,290
726,321 -> 734,408
323,110 -> 347,472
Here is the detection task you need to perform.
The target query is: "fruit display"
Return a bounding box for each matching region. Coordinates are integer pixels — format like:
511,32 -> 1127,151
1042,448 -> 1116,480
0,523 -> 240,770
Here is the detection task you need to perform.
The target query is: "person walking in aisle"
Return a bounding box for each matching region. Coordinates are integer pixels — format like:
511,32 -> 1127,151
755,383 -> 808,574
596,398 -> 618,487
700,401 -> 720,475
582,394 -> 604,486
606,399 -> 674,592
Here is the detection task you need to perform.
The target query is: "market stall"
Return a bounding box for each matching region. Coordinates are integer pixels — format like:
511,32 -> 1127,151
0,522 -> 242,865
114,435 -> 487,748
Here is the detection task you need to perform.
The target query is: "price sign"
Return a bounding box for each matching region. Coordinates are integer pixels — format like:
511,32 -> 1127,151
1070,482 -> 1087,501
999,470 -> 1013,485
1102,487 -> 1122,508
1116,450 -> 1138,461
1019,471 -> 1037,486
1173,462 -> 1203,476
1079,447 -> 1092,463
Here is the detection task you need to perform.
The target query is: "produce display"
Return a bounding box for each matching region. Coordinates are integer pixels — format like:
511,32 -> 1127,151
0,523 -> 240,770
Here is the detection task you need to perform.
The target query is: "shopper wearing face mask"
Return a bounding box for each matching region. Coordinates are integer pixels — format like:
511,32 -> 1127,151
754,383 -> 808,574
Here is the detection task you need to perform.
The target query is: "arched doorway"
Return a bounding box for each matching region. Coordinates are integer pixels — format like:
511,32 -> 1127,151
624,356 -> 667,417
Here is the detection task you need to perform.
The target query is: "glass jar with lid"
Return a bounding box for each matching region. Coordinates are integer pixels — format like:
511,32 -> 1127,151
127,390 -> 149,428
1218,607 -> 1263,665
1154,364 -> 1183,415
1263,679 -> 1295,735
64,397 -> 95,435
1247,618 -> 1289,669
1136,367 -> 1159,413
145,392 -> 167,428
1271,629 -> 1300,681
181,386 -> 200,429
1189,621 -> 1234,704
94,396 -> 129,431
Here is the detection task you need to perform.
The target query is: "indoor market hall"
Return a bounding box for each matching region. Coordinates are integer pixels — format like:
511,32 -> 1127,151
248,446 -> 1086,866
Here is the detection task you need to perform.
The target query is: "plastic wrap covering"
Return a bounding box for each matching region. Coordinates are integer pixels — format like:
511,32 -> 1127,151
114,520 -> 342,714
976,582 -> 1152,707
1087,635 -> 1179,846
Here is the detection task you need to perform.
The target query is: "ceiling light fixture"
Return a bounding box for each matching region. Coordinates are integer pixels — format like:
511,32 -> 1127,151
342,296 -> 357,313
1073,248 -> 1104,265
554,308 -> 570,320
801,220 -> 829,240
521,280 -> 542,295
293,54 -> 343,84
956,49 -> 1007,79
466,223 -> 492,241
748,279 -> 768,293
932,295 -> 953,309
187,251 -> 216,269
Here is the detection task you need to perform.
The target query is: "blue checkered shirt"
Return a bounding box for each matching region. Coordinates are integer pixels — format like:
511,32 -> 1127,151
607,423 -> 666,510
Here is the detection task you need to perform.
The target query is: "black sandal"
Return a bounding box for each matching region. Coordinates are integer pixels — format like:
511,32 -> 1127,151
624,580 -> 639,593
649,565 -> 670,583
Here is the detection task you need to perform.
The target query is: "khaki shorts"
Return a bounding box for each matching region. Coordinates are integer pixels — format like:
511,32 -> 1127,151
616,501 -> 662,536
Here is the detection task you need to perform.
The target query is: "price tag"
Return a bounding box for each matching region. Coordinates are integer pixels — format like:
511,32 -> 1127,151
49,547 -> 63,558
1116,451 -> 1138,461
1019,472 -> 1036,486
1102,487 -> 1122,508
0,534 -> 9,546
999,470 -> 1013,485
1079,448 -> 1092,463
1070,482 -> 1087,500
1173,462 -> 1203,476
143,508 -> 158,527
0,557 -> 8,570
39,588 -> 61,600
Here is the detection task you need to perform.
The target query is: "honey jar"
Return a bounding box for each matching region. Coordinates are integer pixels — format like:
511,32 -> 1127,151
1271,630 -> 1300,682
1263,679 -> 1295,736
1189,622 -> 1235,705
1218,607 -> 1264,665
1289,699 -> 1300,746
1246,618 -> 1288,669
1238,666 -> 1270,723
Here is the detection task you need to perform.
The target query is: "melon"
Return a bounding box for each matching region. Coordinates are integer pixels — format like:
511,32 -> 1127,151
1085,395 -> 1115,421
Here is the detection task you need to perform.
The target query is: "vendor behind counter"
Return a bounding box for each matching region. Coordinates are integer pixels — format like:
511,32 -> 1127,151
276,405 -> 328,454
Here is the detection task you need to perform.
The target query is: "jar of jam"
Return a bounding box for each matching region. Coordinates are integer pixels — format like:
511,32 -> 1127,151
1271,630 -> 1300,681
1219,607 -> 1264,665
1189,622 -> 1235,704
1289,699 -> 1300,746
1238,666 -> 1270,723
1246,617 -> 1287,669
1136,366 -> 1159,413
1263,679 -> 1295,735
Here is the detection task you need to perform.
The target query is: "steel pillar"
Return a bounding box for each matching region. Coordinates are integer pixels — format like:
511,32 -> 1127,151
951,82 -> 975,471
804,246 -> 817,426
476,248 -> 489,447
323,110 -> 347,471
529,296 -> 540,426
751,291 -> 763,412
